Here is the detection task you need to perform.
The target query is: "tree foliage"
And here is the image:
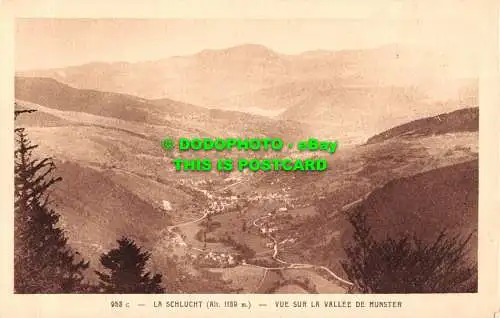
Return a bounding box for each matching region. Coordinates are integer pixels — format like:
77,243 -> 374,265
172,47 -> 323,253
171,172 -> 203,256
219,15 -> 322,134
95,237 -> 165,293
14,109 -> 90,293
340,209 -> 477,293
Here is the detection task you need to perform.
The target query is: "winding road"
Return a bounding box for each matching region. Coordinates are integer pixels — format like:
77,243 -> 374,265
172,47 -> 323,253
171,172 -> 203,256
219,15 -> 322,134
166,211 -> 208,249
249,211 -> 354,287
163,181 -> 380,291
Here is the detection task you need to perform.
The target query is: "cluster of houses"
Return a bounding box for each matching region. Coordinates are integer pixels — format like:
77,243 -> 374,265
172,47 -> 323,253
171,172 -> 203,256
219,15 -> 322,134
264,207 -> 289,218
162,195 -> 244,216
179,179 -> 209,187
248,191 -> 296,209
249,191 -> 287,202
203,195 -> 240,215
193,251 -> 239,268
260,226 -> 278,236
258,217 -> 280,237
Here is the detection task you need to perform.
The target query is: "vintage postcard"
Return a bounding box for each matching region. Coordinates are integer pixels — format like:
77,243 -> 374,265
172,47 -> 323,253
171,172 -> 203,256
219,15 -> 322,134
1,0 -> 499,317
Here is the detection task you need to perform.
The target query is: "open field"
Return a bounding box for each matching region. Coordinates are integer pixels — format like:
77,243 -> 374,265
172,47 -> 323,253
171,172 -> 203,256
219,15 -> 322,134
208,266 -> 267,293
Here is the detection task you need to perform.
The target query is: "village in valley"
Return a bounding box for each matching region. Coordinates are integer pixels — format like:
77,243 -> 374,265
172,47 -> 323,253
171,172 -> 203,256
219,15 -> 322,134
161,173 -> 308,271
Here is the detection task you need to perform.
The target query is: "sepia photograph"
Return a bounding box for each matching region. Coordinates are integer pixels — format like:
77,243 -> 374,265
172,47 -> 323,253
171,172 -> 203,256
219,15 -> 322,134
12,16 -> 482,296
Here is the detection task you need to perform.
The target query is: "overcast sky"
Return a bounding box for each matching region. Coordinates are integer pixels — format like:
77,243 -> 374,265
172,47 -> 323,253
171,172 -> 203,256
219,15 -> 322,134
15,1 -> 483,70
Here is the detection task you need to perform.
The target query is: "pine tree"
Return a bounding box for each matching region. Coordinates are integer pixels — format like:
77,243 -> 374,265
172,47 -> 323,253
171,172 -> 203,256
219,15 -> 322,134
14,109 -> 90,293
340,209 -> 477,293
95,237 -> 165,293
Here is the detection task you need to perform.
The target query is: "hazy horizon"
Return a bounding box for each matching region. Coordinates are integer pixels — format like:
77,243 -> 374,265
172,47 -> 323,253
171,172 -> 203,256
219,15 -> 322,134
16,42 -> 449,71
16,18 -> 481,71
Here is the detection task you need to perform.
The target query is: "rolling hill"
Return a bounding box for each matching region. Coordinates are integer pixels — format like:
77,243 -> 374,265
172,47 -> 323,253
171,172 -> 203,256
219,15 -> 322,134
15,76 -> 310,142
346,159 -> 478,245
50,161 -> 172,265
352,158 -> 477,236
13,77 -> 313,285
17,44 -> 478,142
13,64 -> 479,292
247,105 -> 478,211
243,106 -> 478,279
17,43 -> 478,114
335,159 -> 478,292
366,107 -> 479,144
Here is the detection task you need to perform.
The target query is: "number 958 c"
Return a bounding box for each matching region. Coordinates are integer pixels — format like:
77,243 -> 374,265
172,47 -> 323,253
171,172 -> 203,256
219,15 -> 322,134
111,301 -> 129,308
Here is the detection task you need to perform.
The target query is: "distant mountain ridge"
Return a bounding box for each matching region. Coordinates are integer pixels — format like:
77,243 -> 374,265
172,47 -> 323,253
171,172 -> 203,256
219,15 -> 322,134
16,43 -> 478,143
17,43 -> 478,111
